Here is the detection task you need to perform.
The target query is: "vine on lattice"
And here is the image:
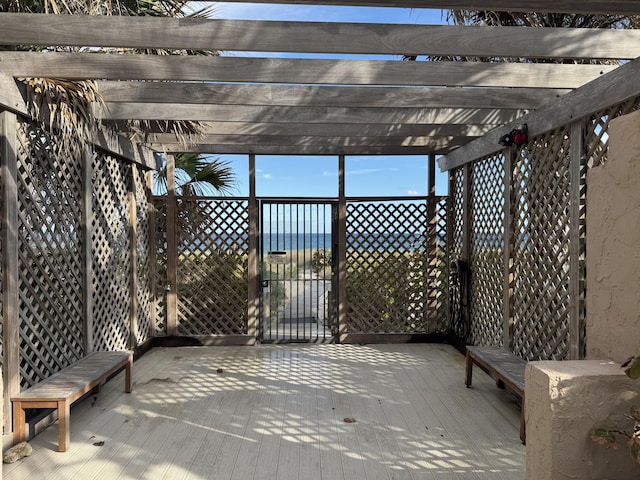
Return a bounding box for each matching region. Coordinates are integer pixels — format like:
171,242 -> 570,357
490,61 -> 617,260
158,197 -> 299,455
92,152 -> 131,351
16,119 -> 84,388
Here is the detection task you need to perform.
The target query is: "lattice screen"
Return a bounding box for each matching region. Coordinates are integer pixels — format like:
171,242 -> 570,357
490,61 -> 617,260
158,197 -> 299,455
429,197 -> 450,332
134,166 -> 152,344
153,198 -> 168,335
511,126 -> 574,361
468,153 -> 505,347
346,200 -> 434,333
585,96 -> 640,168
176,198 -> 249,335
92,152 -> 131,351
16,119 -> 85,389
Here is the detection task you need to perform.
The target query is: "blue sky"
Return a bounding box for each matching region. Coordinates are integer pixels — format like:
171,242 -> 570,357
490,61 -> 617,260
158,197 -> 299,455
193,3 -> 450,198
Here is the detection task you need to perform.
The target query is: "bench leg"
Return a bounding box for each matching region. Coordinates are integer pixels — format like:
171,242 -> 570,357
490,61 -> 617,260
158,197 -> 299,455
58,400 -> 70,452
520,395 -> 526,444
465,352 -> 473,387
12,401 -> 26,445
125,356 -> 132,393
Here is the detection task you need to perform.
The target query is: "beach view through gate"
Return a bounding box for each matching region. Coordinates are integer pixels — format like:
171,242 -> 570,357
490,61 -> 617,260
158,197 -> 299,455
259,200 -> 338,342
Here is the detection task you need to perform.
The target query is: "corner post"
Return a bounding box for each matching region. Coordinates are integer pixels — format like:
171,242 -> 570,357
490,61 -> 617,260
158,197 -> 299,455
247,154 -> 258,340
337,154 -> 347,343
165,154 -> 178,336
503,148 -> 514,350
1,110 -> 20,434
82,145 -> 94,354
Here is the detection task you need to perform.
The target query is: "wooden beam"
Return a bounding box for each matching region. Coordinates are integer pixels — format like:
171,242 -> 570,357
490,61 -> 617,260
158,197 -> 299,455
148,134 -> 470,149
1,52 -> 615,88
0,74 -> 27,116
2,14 -> 639,60
96,82 -> 567,109
148,144 -> 459,155
95,104 -> 529,124
439,56 -> 640,171
1,110 -> 20,434
187,0 -> 640,15
124,122 -> 497,139
92,126 -> 156,169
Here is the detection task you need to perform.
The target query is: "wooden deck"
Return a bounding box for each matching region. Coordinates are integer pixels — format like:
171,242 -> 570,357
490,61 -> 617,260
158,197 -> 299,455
3,344 -> 525,480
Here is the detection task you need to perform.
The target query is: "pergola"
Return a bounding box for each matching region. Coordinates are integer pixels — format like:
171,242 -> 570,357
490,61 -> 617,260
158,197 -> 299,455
2,2 -> 640,478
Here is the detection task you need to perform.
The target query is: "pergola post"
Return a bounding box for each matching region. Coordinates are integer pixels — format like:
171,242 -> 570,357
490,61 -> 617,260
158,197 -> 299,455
503,148 -> 514,350
427,153 -> 437,325
128,164 -> 139,348
165,154 -> 178,336
569,121 -> 586,360
337,154 -> 347,342
247,154 -> 258,339
1,110 -> 20,434
82,146 -> 94,354
148,167 -> 158,337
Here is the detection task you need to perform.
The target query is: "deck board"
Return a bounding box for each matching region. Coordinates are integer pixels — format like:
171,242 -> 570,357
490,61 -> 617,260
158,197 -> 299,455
4,344 -> 525,480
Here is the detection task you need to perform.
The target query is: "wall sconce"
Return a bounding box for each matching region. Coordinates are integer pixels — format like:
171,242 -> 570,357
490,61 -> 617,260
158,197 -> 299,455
499,124 -> 528,147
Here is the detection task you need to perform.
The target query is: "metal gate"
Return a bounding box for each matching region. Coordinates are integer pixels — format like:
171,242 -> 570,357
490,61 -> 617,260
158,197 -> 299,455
258,200 -> 338,342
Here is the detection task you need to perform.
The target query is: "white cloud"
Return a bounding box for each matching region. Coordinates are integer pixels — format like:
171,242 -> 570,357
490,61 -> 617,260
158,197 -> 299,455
263,173 -> 273,180
348,168 -> 382,175
407,189 -> 420,195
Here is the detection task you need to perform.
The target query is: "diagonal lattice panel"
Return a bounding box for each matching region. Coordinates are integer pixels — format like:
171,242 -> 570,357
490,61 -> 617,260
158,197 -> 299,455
134,166 -> 152,345
16,119 -> 84,388
511,126 -> 573,361
585,96 -> 640,169
92,152 -> 131,351
176,198 -> 249,335
346,200 -> 430,333
153,198 -> 168,336
428,197 -> 449,333
468,153 -> 505,347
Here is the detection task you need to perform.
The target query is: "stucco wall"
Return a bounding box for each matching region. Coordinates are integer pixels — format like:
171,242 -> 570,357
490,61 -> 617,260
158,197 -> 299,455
526,360 -> 639,480
586,109 -> 640,362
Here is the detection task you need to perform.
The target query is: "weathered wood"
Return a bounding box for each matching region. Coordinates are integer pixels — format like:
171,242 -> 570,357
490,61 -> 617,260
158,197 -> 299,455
142,122 -> 496,140
96,104 -> 529,124
1,52 -> 614,88
337,156 -> 347,343
0,74 -> 27,115
2,14 -> 639,59
11,351 -> 132,452
465,345 -> 526,442
148,135 -> 470,151
503,149 -> 513,349
128,168 -> 139,349
1,110 -> 20,435
439,56 -> 640,171
247,155 -> 258,340
146,143 -> 458,155
93,126 -> 156,169
192,0 -> 640,15
82,146 -> 94,354
569,121 -> 585,360
96,81 -> 566,109
165,155 -> 178,336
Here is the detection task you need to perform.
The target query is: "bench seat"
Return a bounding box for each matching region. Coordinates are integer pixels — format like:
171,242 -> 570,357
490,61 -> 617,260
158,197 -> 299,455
465,345 -> 526,443
12,351 -> 132,452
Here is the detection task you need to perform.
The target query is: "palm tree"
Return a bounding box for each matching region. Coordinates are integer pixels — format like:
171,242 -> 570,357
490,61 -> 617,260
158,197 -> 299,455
2,0 -> 237,196
154,153 -> 237,197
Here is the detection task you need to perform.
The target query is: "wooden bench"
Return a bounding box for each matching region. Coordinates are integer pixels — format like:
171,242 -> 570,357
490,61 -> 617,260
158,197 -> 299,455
12,351 -> 132,452
465,345 -> 526,443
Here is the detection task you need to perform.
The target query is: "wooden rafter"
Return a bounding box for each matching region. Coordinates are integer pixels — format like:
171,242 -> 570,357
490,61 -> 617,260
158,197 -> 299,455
2,14 -> 639,60
0,52 -> 615,88
189,0 -> 640,15
96,82 -> 568,110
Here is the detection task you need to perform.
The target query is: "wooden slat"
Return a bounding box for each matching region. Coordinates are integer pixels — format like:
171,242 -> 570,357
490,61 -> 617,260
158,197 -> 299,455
96,82 -> 567,109
2,14 -> 638,60
0,74 -> 27,116
95,104 -> 529,124
92,126 -> 156,169
149,143 -> 459,155
195,0 -> 640,15
0,52 -> 615,88
439,55 -> 640,171
130,122 -> 496,139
